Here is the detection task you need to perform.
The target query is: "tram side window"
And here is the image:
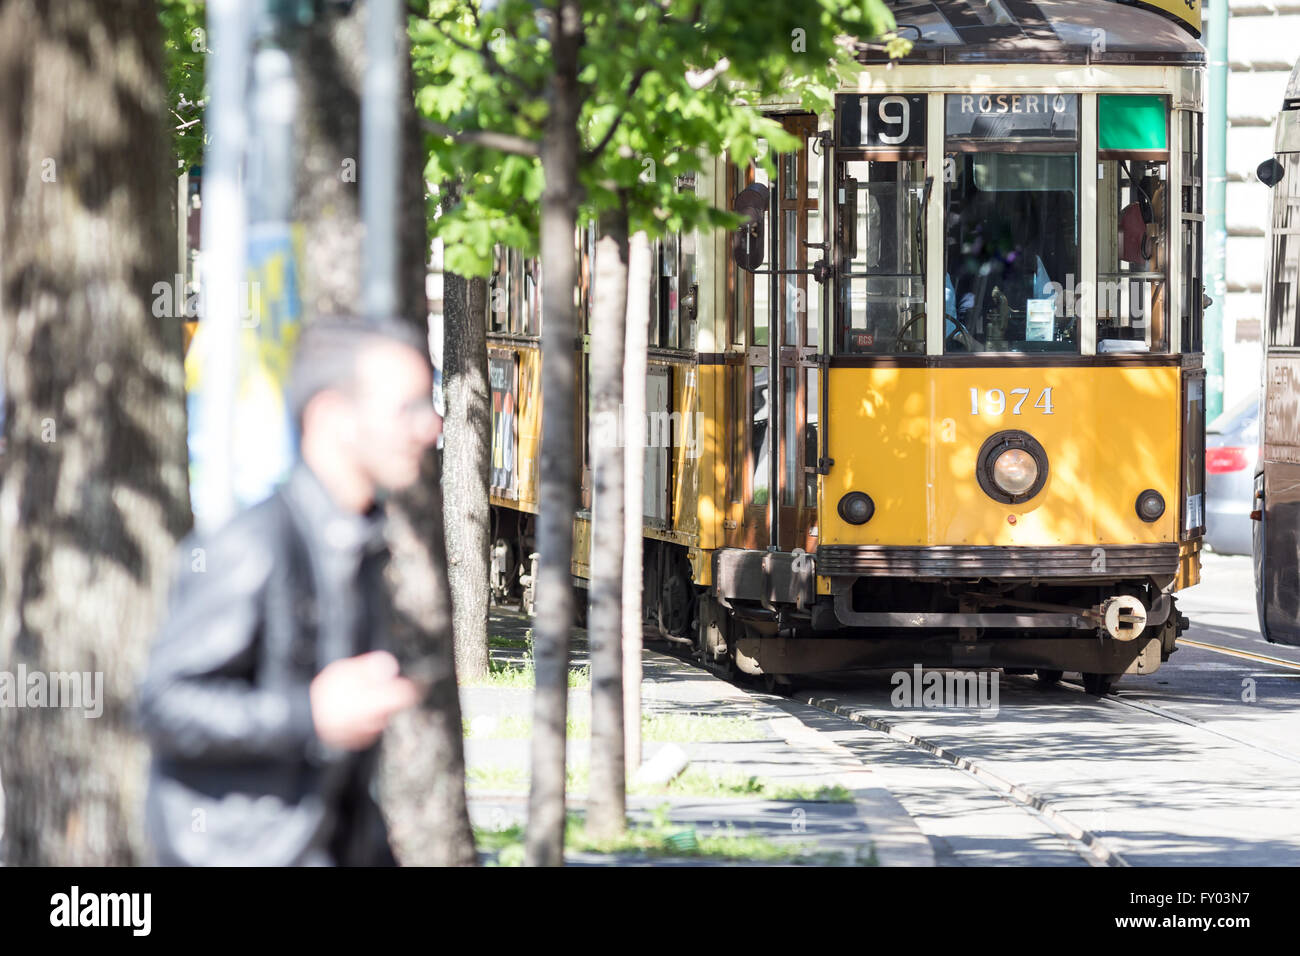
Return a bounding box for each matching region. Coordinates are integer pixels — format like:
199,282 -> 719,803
1096,96 -> 1170,352
659,233 -> 679,349
836,158 -> 927,353
1180,110 -> 1204,353
489,247 -> 511,333
1265,152 -> 1300,347
1097,159 -> 1169,352
680,230 -> 698,351
732,157 -> 773,348
943,94 -> 1080,354
523,256 -> 541,335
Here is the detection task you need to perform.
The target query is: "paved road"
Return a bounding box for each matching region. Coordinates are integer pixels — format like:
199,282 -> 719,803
783,553 -> 1300,866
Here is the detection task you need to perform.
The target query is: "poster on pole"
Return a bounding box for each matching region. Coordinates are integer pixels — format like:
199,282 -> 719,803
186,223 -> 303,521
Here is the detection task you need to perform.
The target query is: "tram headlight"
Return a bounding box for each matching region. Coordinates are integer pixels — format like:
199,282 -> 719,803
1136,489 -> 1165,522
976,431 -> 1049,505
838,491 -> 875,525
992,448 -> 1039,496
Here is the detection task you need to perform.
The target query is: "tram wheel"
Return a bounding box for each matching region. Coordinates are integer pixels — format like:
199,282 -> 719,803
762,673 -> 793,694
1081,672 -> 1117,696
1035,669 -> 1064,686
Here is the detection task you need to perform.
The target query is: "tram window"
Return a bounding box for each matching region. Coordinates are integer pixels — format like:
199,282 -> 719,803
835,159 -> 926,353
730,368 -> 744,504
750,366 -> 769,506
746,161 -> 773,346
943,94 -> 1079,353
944,152 -> 1079,353
1097,159 -> 1169,352
489,247 -> 509,332
781,368 -> 798,507
805,366 -> 819,509
647,240 -> 661,348
680,231 -> 697,351
806,185 -> 822,348
509,251 -> 525,334
1179,110 -> 1204,354
524,256 -> 541,336
1265,153 -> 1300,348
661,233 -> 679,350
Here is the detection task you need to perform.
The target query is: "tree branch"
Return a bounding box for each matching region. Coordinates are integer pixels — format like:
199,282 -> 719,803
582,66 -> 651,166
421,118 -> 540,158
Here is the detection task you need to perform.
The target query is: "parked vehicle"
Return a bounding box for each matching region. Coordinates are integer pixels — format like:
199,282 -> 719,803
1205,396 -> 1259,555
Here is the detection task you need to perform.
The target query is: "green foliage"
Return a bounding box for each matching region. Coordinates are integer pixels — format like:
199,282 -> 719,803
160,0 -> 207,172
410,0 -> 902,275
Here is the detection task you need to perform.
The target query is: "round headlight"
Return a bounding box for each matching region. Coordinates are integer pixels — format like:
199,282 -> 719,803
993,448 -> 1039,496
976,431 -> 1049,505
838,491 -> 875,525
1136,489 -> 1165,522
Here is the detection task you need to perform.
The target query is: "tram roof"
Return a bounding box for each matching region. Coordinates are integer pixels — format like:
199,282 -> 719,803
858,0 -> 1206,66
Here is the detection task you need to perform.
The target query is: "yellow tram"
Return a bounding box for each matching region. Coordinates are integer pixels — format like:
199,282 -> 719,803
485,0 -> 1208,694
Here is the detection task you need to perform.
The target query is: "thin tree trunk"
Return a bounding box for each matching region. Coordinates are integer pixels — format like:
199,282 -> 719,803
622,231 -> 652,775
441,177 -> 492,681
526,0 -> 584,868
0,0 -> 192,865
586,206 -> 629,839
291,2 -> 475,865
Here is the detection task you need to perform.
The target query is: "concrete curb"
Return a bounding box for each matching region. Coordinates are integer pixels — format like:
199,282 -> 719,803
641,647 -> 936,867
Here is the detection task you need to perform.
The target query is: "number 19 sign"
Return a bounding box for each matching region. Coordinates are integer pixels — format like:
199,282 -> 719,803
837,93 -> 927,150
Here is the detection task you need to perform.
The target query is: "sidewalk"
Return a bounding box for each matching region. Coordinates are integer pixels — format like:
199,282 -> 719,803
461,606 -> 933,866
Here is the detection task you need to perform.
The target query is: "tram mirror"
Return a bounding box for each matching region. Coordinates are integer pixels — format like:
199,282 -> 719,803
732,183 -> 769,272
1257,157 -> 1285,188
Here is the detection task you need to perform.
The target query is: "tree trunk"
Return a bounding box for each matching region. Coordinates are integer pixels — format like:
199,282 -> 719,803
291,2 -> 475,865
586,206 -> 629,839
0,0 -> 192,865
622,231 -> 652,775
526,0 -> 584,868
440,180 -> 492,681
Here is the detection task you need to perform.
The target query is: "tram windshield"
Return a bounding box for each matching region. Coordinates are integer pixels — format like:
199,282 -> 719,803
945,152 -> 1078,352
944,94 -> 1080,353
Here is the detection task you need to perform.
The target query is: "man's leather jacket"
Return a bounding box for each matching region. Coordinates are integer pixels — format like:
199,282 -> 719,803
137,465 -> 396,866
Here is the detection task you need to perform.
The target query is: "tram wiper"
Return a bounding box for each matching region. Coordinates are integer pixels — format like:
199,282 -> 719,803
921,175 -> 934,214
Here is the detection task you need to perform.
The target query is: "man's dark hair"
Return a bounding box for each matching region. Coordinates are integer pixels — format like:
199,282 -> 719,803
287,316 -> 432,428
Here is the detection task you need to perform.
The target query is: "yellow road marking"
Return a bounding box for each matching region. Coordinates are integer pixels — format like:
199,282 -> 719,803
1177,637 -> 1300,672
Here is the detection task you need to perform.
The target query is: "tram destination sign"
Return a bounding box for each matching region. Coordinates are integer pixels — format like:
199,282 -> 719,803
837,94 -> 926,150
945,93 -> 1078,142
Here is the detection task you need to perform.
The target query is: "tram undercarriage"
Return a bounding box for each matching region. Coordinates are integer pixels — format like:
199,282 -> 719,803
695,543 -> 1189,689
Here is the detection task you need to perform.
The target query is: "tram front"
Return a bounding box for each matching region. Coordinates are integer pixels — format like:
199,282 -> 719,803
728,0 -> 1207,693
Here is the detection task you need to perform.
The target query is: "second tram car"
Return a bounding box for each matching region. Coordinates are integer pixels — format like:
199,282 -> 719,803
488,0 -> 1209,694
1253,57 -> 1300,645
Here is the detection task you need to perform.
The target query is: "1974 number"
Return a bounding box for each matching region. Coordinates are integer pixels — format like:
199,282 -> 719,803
969,387 -> 1055,415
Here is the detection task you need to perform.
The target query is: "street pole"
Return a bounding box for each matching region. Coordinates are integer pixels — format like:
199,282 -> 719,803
362,0 -> 401,319
194,0 -> 252,533
623,232 -> 651,775
1206,0 -> 1228,419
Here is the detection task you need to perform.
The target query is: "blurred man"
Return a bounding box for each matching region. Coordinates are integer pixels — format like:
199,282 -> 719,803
138,317 -> 442,866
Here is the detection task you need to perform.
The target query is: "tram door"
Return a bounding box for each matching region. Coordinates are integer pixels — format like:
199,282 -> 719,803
735,114 -> 829,552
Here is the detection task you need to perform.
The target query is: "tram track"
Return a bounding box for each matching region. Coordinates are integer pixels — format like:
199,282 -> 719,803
657,641 -> 1130,867
788,688 -> 1131,868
